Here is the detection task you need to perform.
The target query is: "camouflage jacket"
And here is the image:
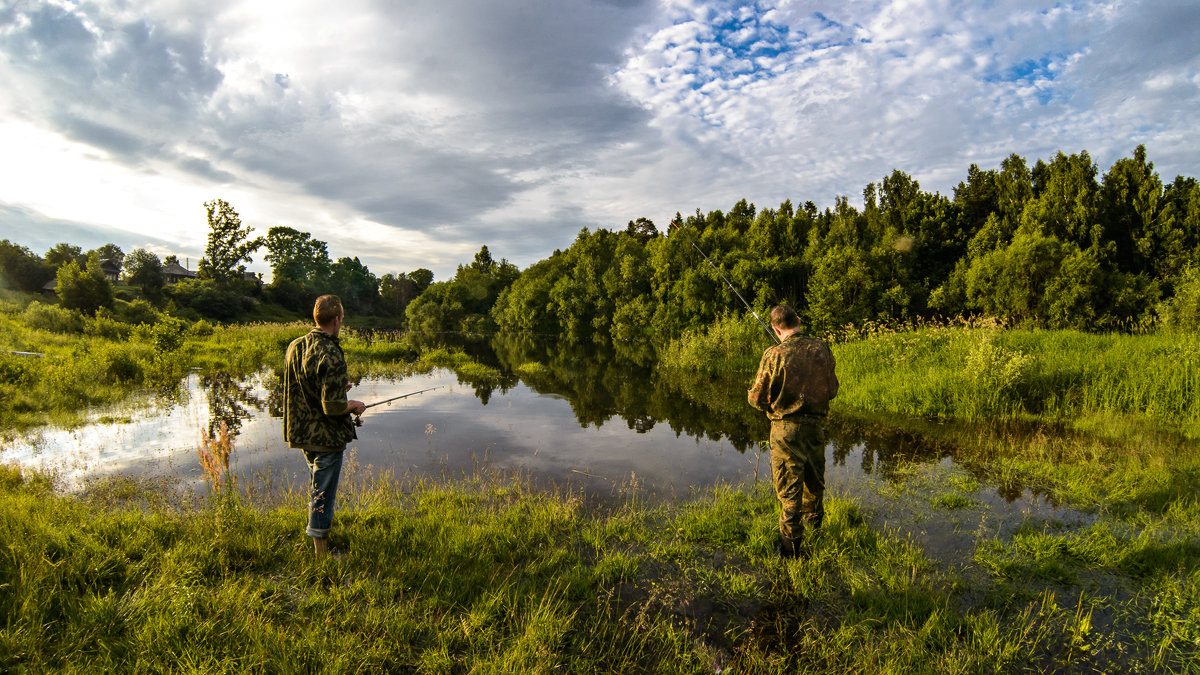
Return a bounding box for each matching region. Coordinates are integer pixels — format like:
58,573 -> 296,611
748,333 -> 839,420
282,328 -> 357,449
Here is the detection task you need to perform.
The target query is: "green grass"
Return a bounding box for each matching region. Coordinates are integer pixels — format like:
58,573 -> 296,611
2,463 -> 1196,673
5,303 -> 1199,671
665,316 -> 1200,441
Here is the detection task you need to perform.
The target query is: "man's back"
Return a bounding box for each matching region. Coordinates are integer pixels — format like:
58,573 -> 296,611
748,334 -> 838,419
283,328 -> 355,448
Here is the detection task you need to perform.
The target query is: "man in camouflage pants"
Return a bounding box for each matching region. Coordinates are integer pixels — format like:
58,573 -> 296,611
283,294 -> 366,559
748,304 -> 838,558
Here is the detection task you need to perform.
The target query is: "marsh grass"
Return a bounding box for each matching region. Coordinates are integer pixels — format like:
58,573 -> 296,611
2,461 -> 1195,673
666,315 -> 1200,442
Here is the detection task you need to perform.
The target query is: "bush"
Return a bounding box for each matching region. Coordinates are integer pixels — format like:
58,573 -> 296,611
95,344 -> 144,384
1158,266 -> 1200,330
153,317 -> 188,353
84,309 -> 131,340
0,354 -> 33,385
21,302 -> 83,334
118,299 -> 159,326
189,319 -> 215,337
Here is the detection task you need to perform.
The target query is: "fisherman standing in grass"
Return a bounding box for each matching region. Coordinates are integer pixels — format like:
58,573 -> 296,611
748,304 -> 839,558
283,294 -> 366,559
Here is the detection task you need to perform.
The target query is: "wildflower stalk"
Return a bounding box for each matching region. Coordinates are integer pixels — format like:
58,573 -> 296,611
198,420 -> 238,506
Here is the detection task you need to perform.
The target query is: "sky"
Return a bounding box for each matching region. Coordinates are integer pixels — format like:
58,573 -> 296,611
1,0 -> 1198,282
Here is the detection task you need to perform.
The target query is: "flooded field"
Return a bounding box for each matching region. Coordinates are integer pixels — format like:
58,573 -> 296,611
1,336 -> 1094,566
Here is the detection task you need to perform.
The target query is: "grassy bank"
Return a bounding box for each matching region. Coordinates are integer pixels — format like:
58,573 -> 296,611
3,461 -> 1195,673
664,315 -> 1200,438
0,297 -> 455,436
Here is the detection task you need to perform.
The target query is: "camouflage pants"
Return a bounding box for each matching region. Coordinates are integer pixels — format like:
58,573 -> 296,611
770,417 -> 826,546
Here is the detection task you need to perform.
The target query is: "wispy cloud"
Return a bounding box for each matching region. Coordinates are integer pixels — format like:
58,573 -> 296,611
0,0 -> 1196,279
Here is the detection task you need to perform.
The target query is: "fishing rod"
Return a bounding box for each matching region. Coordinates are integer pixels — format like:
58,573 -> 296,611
354,386 -> 441,426
668,219 -> 780,344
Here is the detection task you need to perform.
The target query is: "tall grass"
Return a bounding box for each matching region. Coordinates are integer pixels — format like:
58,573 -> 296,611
834,326 -> 1200,436
663,314 -> 1200,438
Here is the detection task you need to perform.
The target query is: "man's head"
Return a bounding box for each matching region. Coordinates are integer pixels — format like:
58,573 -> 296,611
314,295 -> 344,333
769,304 -> 801,338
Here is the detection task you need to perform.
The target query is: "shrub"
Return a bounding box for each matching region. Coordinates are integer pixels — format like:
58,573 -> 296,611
0,354 -> 33,385
21,302 -> 83,334
96,345 -> 144,384
188,319 -> 215,337
119,299 -> 160,326
153,317 -> 188,353
84,308 -> 131,340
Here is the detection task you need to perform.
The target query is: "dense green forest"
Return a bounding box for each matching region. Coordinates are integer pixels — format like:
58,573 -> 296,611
4,146 -> 1198,338
493,145 -> 1200,340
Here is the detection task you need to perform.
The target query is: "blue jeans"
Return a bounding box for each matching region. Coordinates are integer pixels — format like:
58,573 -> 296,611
303,447 -> 344,539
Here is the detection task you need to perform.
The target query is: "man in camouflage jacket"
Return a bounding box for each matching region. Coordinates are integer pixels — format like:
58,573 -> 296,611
284,294 -> 365,559
748,304 -> 838,558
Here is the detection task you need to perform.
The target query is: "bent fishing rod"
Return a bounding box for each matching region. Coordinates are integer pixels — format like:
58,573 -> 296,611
354,386 -> 441,426
668,219 -> 780,344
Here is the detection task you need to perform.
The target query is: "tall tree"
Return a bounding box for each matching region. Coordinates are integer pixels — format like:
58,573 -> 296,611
124,249 -> 164,296
625,217 -> 658,242
197,199 -> 261,284
263,226 -> 331,283
378,273 -> 418,316
93,243 -> 125,267
408,268 -> 434,293
46,243 -> 85,269
329,256 -> 379,313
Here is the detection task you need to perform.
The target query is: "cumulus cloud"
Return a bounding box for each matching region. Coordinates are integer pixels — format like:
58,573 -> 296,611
0,0 -> 1197,279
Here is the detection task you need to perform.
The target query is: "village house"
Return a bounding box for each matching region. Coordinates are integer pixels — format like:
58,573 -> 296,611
99,259 -> 122,283
163,262 -> 197,284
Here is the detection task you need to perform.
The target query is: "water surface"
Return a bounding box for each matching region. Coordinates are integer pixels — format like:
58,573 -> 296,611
1,335 -> 1092,563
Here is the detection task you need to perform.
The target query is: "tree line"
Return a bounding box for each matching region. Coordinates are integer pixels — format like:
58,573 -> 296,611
0,199 -> 436,322
4,145 -> 1197,336
491,145 -> 1200,339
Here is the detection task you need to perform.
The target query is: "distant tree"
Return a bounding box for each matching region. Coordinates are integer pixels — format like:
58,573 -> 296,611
625,217 -> 658,242
263,226 -> 331,284
379,273 -> 418,316
56,252 -> 113,315
329,256 -> 379,313
408,268 -> 434,293
0,240 -> 54,291
93,243 -> 125,268
409,246 -> 519,332
197,199 -> 261,284
164,254 -> 180,266
124,248 -> 164,296
1098,145 -> 1163,275
46,243 -> 85,269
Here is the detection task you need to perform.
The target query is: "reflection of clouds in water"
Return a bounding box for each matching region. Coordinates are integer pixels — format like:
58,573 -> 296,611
2,372 -> 275,487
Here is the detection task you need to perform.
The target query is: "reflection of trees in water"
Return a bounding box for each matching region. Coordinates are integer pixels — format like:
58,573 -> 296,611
489,334 -> 768,453
826,418 -> 954,481
265,368 -> 284,419
411,332 -> 1051,503
455,370 -> 519,406
202,372 -> 266,438
826,415 -> 1048,504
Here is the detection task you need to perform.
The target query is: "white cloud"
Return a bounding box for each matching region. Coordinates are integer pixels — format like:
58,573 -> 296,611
0,0 -> 1197,281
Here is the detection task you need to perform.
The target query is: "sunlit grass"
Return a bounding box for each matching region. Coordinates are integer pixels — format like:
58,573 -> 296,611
1,453 -> 1196,673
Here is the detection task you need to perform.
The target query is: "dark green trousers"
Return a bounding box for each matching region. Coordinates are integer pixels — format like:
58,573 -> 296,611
770,417 -> 826,547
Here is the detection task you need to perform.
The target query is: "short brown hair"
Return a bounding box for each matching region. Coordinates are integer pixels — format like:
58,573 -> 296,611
313,294 -> 343,326
769,304 -> 801,330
